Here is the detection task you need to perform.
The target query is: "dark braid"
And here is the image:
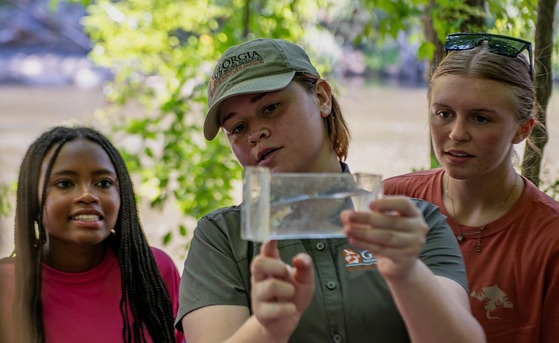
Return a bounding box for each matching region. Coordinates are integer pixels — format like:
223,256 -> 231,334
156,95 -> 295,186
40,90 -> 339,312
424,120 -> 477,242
12,126 -> 176,342
14,128 -> 69,343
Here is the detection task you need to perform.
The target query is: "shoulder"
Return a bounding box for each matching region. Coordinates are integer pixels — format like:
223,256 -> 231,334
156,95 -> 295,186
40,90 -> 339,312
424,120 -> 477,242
523,177 -> 559,214
149,248 -> 181,294
511,178 -> 559,249
384,168 -> 442,184
384,168 -> 443,194
0,257 -> 15,278
150,247 -> 180,280
0,256 -> 15,265
188,205 -> 253,265
0,258 -> 15,343
151,246 -> 173,261
384,169 -> 444,204
200,205 -> 241,223
150,247 -> 177,269
0,258 -> 15,298
195,205 -> 242,240
519,178 -> 559,226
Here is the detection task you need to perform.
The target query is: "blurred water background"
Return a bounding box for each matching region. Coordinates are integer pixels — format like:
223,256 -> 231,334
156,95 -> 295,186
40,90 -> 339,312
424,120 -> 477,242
0,0 -> 557,267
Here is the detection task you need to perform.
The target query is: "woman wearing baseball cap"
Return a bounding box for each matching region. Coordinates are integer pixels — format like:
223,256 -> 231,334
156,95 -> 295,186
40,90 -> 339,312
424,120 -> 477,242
176,38 -> 485,343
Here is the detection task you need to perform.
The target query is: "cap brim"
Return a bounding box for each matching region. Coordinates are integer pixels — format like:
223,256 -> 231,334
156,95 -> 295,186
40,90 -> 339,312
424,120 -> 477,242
204,71 -> 296,140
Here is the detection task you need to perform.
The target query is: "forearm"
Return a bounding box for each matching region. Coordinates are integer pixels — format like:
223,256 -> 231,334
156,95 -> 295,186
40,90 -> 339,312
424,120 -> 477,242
386,260 -> 485,343
224,316 -> 287,343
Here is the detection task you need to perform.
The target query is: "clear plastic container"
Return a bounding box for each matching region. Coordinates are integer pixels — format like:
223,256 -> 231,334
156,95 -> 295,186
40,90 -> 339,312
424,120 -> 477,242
241,166 -> 383,241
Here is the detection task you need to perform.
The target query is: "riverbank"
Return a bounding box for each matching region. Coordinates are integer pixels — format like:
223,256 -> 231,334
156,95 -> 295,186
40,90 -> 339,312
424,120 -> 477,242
1,81 -> 558,266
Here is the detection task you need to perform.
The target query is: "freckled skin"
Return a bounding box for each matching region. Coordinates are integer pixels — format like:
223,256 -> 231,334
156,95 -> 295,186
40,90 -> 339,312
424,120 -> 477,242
429,75 -> 528,181
219,81 -> 340,173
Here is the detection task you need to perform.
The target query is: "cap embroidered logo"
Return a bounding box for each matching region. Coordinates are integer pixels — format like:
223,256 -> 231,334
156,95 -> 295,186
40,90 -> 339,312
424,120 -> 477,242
210,51 -> 264,96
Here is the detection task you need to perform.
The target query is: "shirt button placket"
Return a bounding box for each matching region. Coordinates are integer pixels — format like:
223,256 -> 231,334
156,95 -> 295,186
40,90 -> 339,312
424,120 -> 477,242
312,239 -> 345,341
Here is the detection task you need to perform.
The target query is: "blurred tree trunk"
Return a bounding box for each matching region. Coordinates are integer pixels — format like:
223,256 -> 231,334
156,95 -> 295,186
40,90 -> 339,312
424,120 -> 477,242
423,0 -> 486,80
422,4 -> 445,80
243,0 -> 251,38
521,0 -> 557,186
460,0 -> 485,29
423,2 -> 445,168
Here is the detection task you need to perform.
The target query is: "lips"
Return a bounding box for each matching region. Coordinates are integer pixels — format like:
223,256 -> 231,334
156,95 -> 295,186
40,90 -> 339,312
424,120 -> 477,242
448,151 -> 470,157
257,147 -> 279,162
69,210 -> 103,222
71,214 -> 100,222
444,149 -> 474,165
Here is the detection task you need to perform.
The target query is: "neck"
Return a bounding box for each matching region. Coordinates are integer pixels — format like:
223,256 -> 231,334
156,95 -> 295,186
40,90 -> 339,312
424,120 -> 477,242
43,243 -> 108,273
443,171 -> 522,227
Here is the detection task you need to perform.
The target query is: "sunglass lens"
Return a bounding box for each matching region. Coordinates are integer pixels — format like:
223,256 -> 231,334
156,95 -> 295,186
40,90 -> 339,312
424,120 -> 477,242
488,38 -> 527,57
444,35 -> 479,50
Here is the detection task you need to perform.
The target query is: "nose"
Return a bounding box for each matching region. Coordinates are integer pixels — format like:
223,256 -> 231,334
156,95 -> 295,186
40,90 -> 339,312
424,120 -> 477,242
448,118 -> 471,142
248,126 -> 270,144
75,185 -> 99,204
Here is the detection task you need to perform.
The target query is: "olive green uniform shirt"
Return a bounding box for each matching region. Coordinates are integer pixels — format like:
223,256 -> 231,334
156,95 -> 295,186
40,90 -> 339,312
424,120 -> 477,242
176,170 -> 467,343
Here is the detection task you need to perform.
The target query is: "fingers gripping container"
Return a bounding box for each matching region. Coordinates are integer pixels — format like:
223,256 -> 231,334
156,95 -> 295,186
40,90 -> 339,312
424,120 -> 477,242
241,166 -> 383,242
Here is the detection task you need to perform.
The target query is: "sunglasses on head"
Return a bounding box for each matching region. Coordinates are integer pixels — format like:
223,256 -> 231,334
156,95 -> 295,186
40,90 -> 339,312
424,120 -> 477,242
444,32 -> 533,79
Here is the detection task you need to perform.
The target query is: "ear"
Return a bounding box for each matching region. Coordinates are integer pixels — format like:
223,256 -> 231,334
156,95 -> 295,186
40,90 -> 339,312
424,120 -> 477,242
512,117 -> 535,144
315,79 -> 332,118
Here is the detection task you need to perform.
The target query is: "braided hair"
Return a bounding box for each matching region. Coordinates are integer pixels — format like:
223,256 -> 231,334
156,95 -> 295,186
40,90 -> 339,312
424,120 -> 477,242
12,126 -> 176,342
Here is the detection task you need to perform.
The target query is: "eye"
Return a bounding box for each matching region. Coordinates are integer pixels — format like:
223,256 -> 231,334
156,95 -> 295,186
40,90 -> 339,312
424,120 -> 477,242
262,103 -> 279,115
473,114 -> 491,124
229,121 -> 248,135
54,179 -> 73,189
436,110 -> 453,119
97,178 -> 115,189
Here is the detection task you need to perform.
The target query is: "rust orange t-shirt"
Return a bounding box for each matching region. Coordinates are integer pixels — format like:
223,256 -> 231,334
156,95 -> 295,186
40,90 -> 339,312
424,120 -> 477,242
384,168 -> 559,343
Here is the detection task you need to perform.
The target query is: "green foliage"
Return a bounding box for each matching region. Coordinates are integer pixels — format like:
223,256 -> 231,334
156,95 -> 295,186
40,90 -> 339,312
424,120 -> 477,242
487,0 -> 537,35
539,168 -> 559,201
79,0 -> 338,244
543,180 -> 559,201
48,0 -> 555,248
0,181 -> 16,218
418,41 -> 436,60
355,0 -> 541,62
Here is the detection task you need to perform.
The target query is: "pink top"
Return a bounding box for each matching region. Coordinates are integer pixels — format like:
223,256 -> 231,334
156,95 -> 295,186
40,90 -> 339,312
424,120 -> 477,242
0,247 -> 184,343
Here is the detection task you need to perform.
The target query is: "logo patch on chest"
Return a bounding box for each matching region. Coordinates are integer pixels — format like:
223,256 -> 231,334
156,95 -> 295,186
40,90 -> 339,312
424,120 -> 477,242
342,247 -> 377,271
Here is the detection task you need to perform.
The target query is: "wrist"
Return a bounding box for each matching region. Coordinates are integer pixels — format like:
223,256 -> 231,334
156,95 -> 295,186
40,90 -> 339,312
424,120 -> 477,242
252,316 -> 289,343
382,259 -> 421,285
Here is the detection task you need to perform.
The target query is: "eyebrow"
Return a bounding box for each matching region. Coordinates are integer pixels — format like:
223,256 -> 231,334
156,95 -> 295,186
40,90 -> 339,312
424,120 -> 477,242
220,92 -> 270,127
431,101 -> 498,114
50,169 -> 117,178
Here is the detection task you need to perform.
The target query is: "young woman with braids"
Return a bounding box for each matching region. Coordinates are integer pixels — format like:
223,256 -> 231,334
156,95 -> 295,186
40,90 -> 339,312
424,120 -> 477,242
0,126 -> 184,343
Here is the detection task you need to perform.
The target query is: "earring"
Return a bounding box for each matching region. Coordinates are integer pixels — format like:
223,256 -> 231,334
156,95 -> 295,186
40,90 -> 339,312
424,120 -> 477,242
110,229 -> 116,235
33,221 -> 40,248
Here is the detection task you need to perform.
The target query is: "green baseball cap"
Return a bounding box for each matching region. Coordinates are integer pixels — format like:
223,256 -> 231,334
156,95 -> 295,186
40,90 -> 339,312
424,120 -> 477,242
204,38 -> 320,140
